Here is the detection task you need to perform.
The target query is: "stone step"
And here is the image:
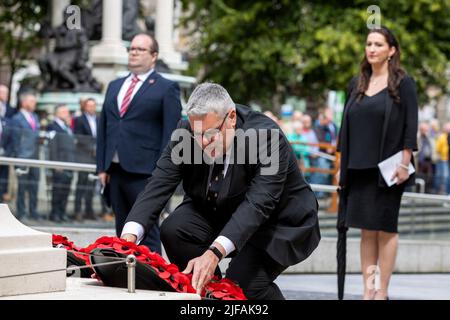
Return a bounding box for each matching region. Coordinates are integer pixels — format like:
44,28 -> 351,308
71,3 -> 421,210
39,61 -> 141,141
0,278 -> 200,300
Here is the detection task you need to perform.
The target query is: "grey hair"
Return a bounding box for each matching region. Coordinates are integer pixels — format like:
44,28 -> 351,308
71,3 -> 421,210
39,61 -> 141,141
186,83 -> 235,117
18,91 -> 36,105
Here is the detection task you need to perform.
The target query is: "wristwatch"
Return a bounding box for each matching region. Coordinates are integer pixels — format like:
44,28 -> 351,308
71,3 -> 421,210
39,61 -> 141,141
208,245 -> 223,261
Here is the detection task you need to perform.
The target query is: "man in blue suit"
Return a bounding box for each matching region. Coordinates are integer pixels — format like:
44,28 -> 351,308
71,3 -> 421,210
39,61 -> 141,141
0,85 -> 17,119
47,104 -> 76,222
10,92 -> 41,220
96,33 -> 182,253
0,84 -> 17,201
74,98 -> 98,221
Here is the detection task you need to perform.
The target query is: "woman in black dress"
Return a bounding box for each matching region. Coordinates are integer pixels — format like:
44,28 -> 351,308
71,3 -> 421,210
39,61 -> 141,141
337,26 -> 418,300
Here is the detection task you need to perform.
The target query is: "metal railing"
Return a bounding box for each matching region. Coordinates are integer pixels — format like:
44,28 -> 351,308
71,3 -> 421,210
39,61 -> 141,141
310,183 -> 450,202
1,157 -> 447,203
0,157 -> 96,172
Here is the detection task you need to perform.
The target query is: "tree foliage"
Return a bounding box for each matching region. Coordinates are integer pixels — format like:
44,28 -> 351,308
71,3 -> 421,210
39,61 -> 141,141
0,1 -> 48,92
181,0 -> 450,113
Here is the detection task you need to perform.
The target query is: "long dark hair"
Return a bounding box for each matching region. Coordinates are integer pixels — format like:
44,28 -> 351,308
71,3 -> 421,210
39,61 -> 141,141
357,26 -> 405,103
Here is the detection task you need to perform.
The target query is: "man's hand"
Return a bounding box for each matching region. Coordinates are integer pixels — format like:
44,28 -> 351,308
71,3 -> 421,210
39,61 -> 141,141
182,249 -> 221,295
121,233 -> 137,243
98,172 -> 110,186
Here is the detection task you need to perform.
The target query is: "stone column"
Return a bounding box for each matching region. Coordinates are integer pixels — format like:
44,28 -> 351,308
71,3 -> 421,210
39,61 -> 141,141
155,0 -> 186,71
91,0 -> 128,89
52,0 -> 71,27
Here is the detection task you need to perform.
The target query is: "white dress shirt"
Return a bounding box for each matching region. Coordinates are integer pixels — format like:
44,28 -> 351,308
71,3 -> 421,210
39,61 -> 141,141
122,146 -> 237,257
54,118 -> 72,134
20,109 -> 35,128
84,112 -> 97,138
112,69 -> 154,163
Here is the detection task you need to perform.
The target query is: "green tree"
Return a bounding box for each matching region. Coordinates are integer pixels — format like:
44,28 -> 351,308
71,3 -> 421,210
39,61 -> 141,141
181,0 -> 450,113
0,0 -> 48,101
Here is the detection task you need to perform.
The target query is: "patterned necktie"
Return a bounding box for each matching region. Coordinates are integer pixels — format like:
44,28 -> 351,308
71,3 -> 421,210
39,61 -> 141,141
119,75 -> 139,117
206,158 -> 226,212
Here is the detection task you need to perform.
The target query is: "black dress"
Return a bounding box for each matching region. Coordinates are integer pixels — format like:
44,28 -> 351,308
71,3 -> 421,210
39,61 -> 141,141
345,88 -> 405,233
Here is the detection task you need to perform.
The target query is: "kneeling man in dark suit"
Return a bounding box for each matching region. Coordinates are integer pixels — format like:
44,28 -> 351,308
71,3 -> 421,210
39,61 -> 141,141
122,83 -> 321,299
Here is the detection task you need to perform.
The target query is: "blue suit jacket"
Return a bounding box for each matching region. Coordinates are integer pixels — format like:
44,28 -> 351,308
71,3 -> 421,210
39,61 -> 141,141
96,71 -> 182,175
46,121 -> 76,163
10,111 -> 40,159
2,102 -> 16,119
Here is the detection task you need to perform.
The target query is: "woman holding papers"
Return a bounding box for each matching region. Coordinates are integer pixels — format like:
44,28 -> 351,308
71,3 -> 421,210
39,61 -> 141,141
337,26 -> 418,300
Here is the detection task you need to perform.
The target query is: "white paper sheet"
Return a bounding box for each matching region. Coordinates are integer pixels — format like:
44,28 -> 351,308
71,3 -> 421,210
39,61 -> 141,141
377,151 -> 415,187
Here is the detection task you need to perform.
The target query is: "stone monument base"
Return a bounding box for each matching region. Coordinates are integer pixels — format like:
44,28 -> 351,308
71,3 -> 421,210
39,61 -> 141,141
0,204 -> 66,297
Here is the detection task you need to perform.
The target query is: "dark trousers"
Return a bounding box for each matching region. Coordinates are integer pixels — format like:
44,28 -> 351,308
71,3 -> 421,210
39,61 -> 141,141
50,170 -> 72,219
16,167 -> 40,219
74,172 -> 95,216
160,200 -> 286,300
0,165 -> 9,197
108,163 -> 161,254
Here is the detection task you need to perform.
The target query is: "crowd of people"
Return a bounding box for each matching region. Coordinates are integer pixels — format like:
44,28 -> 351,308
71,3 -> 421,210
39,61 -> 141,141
264,109 -> 339,198
267,107 -> 450,197
0,84 -> 109,222
1,81 -> 448,223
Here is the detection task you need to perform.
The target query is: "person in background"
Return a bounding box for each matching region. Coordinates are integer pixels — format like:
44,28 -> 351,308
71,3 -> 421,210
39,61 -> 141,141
417,121 -> 434,193
47,104 -> 76,222
434,123 -> 450,194
287,120 -> 310,170
314,108 -> 338,197
284,110 -> 303,135
0,84 -> 17,119
428,119 -> 440,192
11,92 -> 41,220
73,98 -> 98,221
337,26 -> 418,300
301,114 -> 320,183
96,33 -> 182,253
0,84 -> 16,202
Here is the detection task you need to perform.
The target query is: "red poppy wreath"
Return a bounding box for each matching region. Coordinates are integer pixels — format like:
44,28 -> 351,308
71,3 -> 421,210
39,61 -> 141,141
52,234 -> 246,300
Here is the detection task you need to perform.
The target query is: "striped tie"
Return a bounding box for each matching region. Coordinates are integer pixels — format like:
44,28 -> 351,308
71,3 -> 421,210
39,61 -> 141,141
119,75 -> 139,117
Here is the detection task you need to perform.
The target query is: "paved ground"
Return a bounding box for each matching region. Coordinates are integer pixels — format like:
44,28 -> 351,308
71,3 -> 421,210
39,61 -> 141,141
276,274 -> 450,300
19,219 -> 450,300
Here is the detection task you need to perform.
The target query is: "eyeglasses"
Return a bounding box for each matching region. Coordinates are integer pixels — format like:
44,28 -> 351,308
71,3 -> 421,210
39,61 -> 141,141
127,47 -> 155,54
192,112 -> 229,143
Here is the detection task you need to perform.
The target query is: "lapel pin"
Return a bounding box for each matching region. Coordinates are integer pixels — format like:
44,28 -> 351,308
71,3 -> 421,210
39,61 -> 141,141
149,79 -> 155,85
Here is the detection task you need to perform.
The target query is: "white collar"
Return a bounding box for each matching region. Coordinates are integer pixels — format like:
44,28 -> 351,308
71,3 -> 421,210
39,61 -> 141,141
55,118 -> 68,129
131,69 -> 154,82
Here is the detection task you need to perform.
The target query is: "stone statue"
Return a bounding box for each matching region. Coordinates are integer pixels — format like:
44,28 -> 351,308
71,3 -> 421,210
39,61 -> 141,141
122,0 -> 142,41
83,0 -> 142,41
38,9 -> 102,93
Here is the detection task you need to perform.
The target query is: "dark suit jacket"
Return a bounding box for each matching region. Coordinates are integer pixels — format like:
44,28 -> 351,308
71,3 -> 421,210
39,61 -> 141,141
337,75 -> 419,188
96,71 -> 182,175
1,118 -> 15,156
46,121 -> 76,164
1,102 -> 16,119
73,114 -> 97,163
126,105 -> 321,267
10,111 -> 40,159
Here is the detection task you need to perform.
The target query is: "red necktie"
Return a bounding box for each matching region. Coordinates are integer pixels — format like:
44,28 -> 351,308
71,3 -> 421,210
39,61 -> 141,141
28,114 -> 36,131
119,75 -> 139,117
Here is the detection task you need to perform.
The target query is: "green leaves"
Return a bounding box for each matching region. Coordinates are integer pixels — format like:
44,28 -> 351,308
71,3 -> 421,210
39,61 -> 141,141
0,1 -> 47,82
181,0 -> 450,111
